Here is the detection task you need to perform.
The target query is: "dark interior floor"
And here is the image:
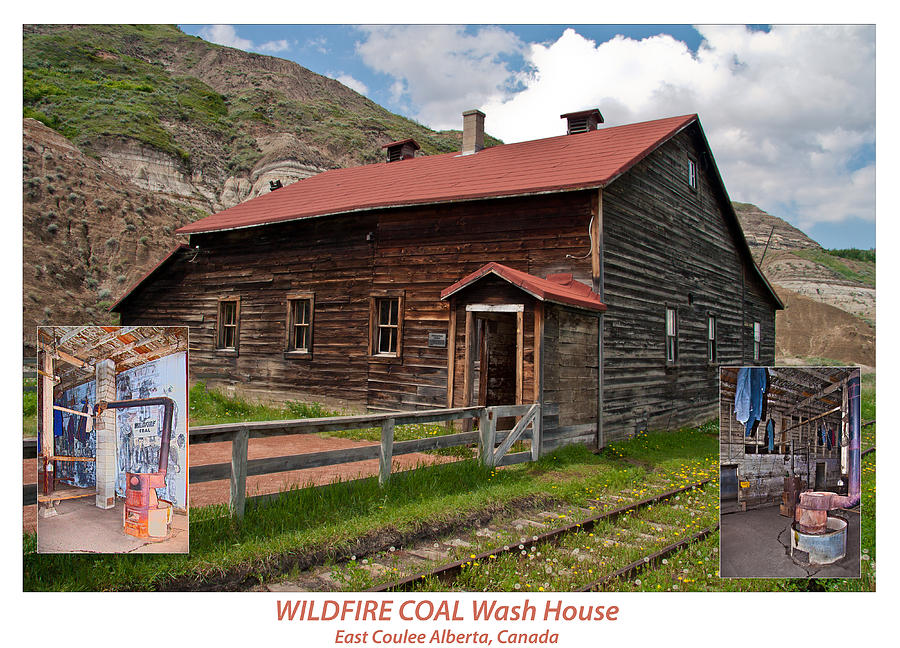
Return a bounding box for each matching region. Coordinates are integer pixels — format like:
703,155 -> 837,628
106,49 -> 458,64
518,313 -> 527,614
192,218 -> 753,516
720,504 -> 860,579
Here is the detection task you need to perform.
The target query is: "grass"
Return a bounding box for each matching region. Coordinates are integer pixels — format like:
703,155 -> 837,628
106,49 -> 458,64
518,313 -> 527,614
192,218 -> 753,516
791,248 -> 875,287
23,380 -> 37,438
23,427 -> 713,591
24,381 -> 875,593
188,381 -> 335,426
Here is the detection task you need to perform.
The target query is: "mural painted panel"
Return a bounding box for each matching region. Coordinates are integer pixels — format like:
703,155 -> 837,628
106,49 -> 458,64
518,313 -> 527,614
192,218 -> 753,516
54,380 -> 96,488
115,352 -> 188,510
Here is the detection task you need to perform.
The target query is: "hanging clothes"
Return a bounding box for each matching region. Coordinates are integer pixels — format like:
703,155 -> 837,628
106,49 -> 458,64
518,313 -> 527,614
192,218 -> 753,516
767,418 -> 775,452
53,402 -> 64,437
75,401 -> 89,444
827,426 -> 835,450
745,368 -> 768,436
735,368 -> 751,425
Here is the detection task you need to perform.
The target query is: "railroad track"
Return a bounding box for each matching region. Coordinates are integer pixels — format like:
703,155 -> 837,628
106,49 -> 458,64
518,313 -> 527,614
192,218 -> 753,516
352,478 -> 718,593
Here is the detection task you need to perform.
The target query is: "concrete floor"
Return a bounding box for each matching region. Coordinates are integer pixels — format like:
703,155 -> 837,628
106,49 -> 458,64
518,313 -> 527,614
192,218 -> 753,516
37,497 -> 189,554
720,504 -> 860,578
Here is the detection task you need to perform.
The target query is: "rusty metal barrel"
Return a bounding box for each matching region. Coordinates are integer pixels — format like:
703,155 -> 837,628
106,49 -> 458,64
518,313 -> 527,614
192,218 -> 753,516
780,476 -> 802,517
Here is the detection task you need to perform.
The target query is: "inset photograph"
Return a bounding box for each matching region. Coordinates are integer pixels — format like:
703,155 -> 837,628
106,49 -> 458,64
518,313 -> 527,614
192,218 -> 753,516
719,366 -> 861,578
35,326 -> 189,553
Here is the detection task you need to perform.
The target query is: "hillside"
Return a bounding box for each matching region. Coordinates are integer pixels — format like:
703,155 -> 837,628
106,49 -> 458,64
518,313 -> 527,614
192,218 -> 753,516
733,202 -> 875,365
24,25 -> 501,212
22,24 -> 501,350
23,117 -> 204,348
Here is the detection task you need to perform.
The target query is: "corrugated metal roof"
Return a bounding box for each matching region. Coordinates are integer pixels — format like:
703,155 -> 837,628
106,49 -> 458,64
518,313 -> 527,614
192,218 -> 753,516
441,262 -> 607,312
177,114 -> 697,235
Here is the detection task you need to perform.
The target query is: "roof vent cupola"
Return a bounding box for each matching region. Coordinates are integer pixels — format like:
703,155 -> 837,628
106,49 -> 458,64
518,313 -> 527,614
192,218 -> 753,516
462,109 -> 485,155
561,109 -> 604,134
382,138 -> 420,162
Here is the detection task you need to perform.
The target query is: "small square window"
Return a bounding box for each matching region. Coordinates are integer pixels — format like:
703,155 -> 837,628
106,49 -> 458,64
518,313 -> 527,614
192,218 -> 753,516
217,297 -> 240,351
286,294 -> 314,353
687,157 -> 698,191
665,307 -> 678,364
708,315 -> 717,363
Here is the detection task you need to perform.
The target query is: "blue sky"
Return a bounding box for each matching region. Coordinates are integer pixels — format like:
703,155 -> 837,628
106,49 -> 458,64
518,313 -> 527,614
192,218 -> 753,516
180,24 -> 875,249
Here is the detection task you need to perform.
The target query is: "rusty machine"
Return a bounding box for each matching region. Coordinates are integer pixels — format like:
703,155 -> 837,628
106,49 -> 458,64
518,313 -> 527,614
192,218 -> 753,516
94,397 -> 175,539
789,374 -> 860,566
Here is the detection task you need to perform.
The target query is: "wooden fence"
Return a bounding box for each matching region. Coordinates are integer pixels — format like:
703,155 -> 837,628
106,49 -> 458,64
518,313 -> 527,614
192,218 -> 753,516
24,403 -> 541,518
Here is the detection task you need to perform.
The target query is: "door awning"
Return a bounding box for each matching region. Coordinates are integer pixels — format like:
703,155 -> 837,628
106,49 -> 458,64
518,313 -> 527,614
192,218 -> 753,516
441,262 -> 606,312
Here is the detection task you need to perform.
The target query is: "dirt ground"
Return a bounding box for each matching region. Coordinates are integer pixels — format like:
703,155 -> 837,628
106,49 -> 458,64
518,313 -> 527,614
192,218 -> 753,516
24,435 -> 450,533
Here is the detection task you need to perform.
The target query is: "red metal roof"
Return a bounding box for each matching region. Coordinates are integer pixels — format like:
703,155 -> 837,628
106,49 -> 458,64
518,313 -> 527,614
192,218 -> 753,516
441,262 -> 607,312
177,114 -> 697,234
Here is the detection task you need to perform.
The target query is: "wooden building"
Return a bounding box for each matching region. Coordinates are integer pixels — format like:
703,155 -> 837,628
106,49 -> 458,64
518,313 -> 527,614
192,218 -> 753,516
112,109 -> 782,450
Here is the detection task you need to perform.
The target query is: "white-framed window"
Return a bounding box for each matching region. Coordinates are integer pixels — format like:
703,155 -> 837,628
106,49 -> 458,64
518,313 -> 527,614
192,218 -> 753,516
370,292 -> 404,358
687,157 -> 698,191
753,321 -> 761,361
666,306 -> 678,364
708,314 -> 717,363
286,293 -> 314,354
216,297 -> 240,352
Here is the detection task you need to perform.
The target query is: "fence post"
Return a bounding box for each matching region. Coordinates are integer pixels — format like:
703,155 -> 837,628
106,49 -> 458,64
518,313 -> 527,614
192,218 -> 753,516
230,427 -> 249,518
379,418 -> 395,487
531,404 -> 542,462
479,408 -> 497,467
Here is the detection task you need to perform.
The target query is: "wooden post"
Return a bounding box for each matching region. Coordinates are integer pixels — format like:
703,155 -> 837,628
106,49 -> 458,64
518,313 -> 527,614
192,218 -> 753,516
590,189 -> 602,294
533,302 -> 544,457
463,311 -> 475,407
379,418 -> 395,487
727,403 -> 732,461
447,302 -> 457,408
533,303 -> 543,404
39,349 -> 54,478
230,427 -> 249,518
530,404 -> 541,462
479,408 -> 496,466
516,310 -> 524,405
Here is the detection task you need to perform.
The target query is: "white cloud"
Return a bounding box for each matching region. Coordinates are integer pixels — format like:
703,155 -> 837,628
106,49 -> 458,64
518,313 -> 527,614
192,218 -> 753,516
333,73 -> 369,96
358,25 -> 875,230
258,39 -> 291,53
306,36 -> 328,54
355,25 -> 525,129
198,25 -> 253,51
197,25 -> 291,56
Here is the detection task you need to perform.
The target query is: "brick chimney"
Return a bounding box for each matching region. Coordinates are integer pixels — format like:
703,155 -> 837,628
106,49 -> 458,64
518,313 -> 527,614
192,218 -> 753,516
462,109 -> 485,155
561,109 -> 604,134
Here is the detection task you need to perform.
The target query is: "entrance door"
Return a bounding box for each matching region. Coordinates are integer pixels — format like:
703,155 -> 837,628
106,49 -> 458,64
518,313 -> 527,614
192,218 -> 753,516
476,313 -> 517,407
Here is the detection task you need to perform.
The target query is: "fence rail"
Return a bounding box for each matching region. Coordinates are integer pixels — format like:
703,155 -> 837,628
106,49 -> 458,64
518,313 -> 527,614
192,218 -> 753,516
24,403 -> 541,517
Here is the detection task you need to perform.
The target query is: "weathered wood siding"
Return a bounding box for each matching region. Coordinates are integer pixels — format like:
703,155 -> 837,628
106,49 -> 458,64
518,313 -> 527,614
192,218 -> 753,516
118,124 -> 777,443
120,192 -> 594,412
600,125 -> 777,442
541,305 -> 600,453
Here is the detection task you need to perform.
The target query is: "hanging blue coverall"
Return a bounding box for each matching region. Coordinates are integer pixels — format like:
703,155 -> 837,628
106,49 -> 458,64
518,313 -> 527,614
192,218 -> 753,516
736,368 -> 767,436
767,418 -> 775,452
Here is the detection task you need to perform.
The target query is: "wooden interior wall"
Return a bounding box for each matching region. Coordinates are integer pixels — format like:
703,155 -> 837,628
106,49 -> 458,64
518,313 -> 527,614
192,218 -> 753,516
719,368 -> 852,508
600,126 -> 778,442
